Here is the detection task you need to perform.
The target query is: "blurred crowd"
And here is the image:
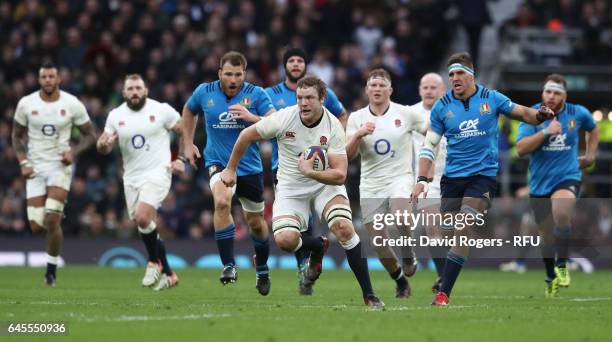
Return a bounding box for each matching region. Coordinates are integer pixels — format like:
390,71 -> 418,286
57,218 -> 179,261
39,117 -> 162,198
0,0 -> 610,241
500,0 -> 612,64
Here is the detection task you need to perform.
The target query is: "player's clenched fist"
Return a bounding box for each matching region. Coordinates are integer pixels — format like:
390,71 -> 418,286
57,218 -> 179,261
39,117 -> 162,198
358,122 -> 376,137
545,117 -> 562,136
410,181 -> 428,203
170,159 -> 185,175
229,104 -> 259,123
60,150 -> 73,165
220,168 -> 237,187
536,105 -> 555,122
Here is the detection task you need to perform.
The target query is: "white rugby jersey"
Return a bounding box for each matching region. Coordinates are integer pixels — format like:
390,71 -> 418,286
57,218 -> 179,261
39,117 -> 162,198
347,102 -> 425,195
104,98 -> 180,186
14,90 -> 90,166
256,105 -> 346,192
410,101 -> 447,181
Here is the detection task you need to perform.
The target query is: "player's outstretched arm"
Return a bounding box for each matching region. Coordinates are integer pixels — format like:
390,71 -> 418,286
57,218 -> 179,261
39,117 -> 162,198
181,104 -> 201,168
220,125 -> 263,187
11,121 -> 34,178
299,153 -> 347,185
509,104 -> 554,125
579,126 -> 599,169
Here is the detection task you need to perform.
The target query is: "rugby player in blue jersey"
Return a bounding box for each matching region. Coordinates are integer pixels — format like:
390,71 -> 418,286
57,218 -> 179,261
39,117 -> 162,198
411,52 -> 554,305
517,74 -> 598,298
181,51 -> 276,296
265,47 -> 348,295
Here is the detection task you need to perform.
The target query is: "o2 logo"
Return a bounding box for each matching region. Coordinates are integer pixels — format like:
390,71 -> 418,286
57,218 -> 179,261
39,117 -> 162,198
131,134 -> 149,151
41,124 -> 56,136
374,139 -> 395,157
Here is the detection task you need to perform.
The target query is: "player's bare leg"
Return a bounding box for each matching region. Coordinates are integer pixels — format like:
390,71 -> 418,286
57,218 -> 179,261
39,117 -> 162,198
42,186 -> 68,287
211,180 -> 237,285
434,197 -> 487,305
551,190 -> 576,287
245,210 -> 271,295
324,195 -> 383,307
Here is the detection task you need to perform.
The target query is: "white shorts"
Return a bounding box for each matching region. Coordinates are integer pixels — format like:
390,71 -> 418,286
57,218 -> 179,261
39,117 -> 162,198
26,164 -> 73,198
360,175 -> 414,224
273,184 -> 348,232
124,181 -> 170,220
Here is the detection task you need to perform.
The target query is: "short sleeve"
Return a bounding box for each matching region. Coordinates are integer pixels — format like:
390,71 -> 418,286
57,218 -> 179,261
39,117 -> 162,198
14,98 -> 28,126
492,90 -> 515,117
576,105 -> 596,132
254,87 -> 275,116
516,121 -> 538,142
429,101 -> 445,135
71,97 -> 91,126
255,109 -> 285,139
323,88 -> 345,117
103,110 -> 116,133
405,106 -> 426,132
162,103 -> 181,130
186,84 -> 205,114
328,118 -> 347,155
345,112 -> 359,138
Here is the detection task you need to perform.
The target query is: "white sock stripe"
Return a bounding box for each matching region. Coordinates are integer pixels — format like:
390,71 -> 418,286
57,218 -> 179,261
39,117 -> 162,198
47,254 -> 59,265
340,234 -> 360,250
292,238 -> 303,253
138,221 -> 157,234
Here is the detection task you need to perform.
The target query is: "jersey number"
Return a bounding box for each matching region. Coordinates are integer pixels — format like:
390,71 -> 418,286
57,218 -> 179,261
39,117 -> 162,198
131,134 -> 149,151
374,139 -> 395,157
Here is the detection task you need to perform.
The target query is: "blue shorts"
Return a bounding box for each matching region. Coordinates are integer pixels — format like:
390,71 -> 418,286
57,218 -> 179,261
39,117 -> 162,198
529,179 -> 581,225
440,175 -> 497,213
208,164 -> 264,203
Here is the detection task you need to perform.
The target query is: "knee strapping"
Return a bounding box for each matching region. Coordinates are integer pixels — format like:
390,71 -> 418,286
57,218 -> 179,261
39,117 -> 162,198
326,204 -> 352,227
272,217 -> 301,235
45,198 -> 65,214
27,206 -> 45,227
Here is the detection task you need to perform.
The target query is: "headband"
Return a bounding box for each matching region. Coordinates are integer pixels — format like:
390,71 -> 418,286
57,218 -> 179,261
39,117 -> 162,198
367,75 -> 391,86
544,81 -> 566,93
448,63 -> 474,76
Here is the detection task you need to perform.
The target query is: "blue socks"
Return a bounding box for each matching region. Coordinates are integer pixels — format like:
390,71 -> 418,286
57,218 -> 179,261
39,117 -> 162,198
215,224 -> 235,266
440,251 -> 467,296
251,234 -> 270,276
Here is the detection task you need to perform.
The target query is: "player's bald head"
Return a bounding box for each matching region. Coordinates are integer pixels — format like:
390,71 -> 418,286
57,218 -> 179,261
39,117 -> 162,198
419,72 -> 446,109
420,73 -> 444,87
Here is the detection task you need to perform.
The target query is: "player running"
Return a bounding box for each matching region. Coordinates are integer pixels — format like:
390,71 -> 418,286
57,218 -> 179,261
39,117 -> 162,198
265,46 -> 348,295
97,74 -> 185,291
516,74 -> 598,297
409,73 -> 447,293
11,62 -> 97,287
182,51 -> 275,295
220,75 -> 384,308
411,52 -> 554,305
346,68 -> 426,298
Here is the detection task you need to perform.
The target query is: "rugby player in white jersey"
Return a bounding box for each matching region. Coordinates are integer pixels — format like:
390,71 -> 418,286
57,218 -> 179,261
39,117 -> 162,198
346,68 -> 426,298
12,62 -> 97,287
97,74 -> 186,290
409,73 -> 448,293
219,75 -> 384,307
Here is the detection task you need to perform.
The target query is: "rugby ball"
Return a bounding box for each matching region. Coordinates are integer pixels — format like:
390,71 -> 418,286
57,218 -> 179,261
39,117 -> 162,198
304,146 -> 328,171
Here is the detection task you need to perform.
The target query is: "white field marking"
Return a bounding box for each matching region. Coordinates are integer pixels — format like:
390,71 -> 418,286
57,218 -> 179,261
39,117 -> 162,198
0,300 -> 147,306
569,297 -> 612,302
80,313 -> 231,323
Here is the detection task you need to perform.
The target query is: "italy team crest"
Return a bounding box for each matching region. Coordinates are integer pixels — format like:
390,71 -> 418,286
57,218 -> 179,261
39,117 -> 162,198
569,119 -> 576,129
241,97 -> 252,108
479,102 -> 491,115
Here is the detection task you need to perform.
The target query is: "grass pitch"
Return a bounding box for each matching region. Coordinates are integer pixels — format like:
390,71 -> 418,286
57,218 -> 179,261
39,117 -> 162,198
1,267 -> 611,341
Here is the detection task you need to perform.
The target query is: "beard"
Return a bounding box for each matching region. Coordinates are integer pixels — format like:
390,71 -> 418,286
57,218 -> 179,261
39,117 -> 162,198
286,68 -> 306,83
126,96 -> 146,111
